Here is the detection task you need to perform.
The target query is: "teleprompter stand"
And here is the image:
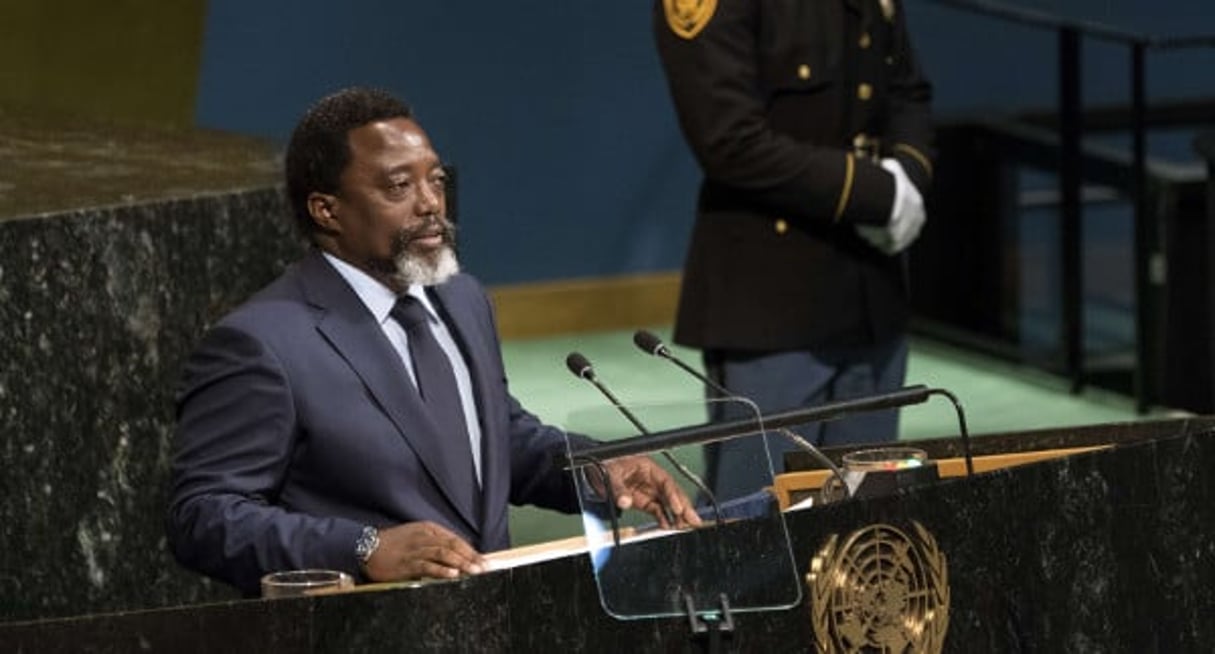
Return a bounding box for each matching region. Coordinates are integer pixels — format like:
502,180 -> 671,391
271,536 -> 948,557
562,398 -> 802,652
685,593 -> 735,654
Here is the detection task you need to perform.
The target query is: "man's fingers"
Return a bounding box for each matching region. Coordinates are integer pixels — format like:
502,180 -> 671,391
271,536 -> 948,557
607,464 -> 635,506
425,544 -> 485,576
660,480 -> 703,528
600,455 -> 705,530
656,478 -> 702,528
634,495 -> 671,529
411,560 -> 462,579
397,544 -> 483,580
426,531 -> 487,575
368,521 -> 487,582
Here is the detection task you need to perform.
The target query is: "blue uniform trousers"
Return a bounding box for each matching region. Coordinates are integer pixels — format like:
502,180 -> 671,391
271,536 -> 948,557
703,337 -> 908,500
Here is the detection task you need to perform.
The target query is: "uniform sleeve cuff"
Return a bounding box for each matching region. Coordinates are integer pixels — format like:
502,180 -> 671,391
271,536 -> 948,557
838,158 -> 897,226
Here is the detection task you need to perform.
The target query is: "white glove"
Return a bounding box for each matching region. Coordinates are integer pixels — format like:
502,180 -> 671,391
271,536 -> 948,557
856,158 -> 926,255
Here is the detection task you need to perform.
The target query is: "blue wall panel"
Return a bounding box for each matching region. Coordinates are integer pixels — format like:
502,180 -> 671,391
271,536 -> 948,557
195,0 -> 1214,285
195,0 -> 699,285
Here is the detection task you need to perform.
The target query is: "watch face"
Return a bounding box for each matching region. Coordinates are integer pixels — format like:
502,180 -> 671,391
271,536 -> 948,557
356,526 -> 380,562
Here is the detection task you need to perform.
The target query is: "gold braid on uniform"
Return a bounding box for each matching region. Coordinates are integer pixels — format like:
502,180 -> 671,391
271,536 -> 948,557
893,143 -> 933,181
833,152 -> 856,222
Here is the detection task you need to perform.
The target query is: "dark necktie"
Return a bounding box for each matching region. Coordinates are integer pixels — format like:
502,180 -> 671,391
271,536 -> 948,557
390,295 -> 479,517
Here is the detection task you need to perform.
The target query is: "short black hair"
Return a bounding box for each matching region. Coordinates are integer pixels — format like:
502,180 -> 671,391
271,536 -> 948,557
284,87 -> 413,238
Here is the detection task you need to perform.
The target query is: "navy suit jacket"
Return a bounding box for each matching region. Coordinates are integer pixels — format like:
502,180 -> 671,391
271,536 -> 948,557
167,251 -> 582,594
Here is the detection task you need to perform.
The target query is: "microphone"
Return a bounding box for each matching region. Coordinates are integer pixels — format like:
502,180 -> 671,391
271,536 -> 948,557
630,330 -> 975,479
565,352 -> 594,379
563,352 -> 722,524
632,330 -> 851,499
564,352 -> 647,436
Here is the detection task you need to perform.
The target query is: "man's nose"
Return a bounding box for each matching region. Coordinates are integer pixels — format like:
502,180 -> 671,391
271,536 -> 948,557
417,181 -> 442,214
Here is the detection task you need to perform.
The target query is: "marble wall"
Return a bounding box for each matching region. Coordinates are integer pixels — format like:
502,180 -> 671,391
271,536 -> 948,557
0,189 -> 305,620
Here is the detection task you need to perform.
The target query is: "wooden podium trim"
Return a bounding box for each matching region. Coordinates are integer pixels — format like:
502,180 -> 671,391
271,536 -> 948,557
772,445 -> 1111,510
488,271 -> 681,339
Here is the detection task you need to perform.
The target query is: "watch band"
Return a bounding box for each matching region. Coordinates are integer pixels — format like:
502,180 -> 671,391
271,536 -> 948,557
355,525 -> 380,566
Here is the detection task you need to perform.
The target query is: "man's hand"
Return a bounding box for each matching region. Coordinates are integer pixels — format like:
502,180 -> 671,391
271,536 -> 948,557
362,521 -> 487,582
857,158 -> 926,254
601,455 -> 703,529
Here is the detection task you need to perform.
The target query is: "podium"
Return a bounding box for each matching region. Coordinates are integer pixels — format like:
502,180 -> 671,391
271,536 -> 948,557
5,415 -> 1215,652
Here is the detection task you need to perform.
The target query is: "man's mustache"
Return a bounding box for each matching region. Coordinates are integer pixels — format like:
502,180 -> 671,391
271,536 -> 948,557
396,215 -> 456,248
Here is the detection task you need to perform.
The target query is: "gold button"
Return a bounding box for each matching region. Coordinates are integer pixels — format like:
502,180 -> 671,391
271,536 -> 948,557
853,133 -> 868,148
774,219 -> 788,235
797,64 -> 811,80
857,83 -> 872,101
859,33 -> 871,49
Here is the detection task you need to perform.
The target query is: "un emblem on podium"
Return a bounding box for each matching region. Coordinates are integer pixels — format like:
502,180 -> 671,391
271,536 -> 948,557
807,521 -> 950,653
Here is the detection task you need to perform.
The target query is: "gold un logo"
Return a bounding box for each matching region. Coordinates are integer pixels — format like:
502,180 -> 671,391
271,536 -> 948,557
807,521 -> 950,653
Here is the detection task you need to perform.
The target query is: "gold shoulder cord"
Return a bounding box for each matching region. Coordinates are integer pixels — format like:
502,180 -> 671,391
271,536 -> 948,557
893,143 -> 933,181
833,153 -> 856,222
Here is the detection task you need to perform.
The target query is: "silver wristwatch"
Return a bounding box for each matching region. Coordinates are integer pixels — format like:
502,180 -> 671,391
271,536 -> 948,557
355,525 -> 380,566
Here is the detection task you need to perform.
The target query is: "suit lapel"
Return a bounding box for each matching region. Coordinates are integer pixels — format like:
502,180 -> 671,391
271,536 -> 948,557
296,253 -> 481,533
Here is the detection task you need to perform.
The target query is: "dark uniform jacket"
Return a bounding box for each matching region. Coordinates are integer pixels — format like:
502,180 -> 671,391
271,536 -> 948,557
654,0 -> 934,351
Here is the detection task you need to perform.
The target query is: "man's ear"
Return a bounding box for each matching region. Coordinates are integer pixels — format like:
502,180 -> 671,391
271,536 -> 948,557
307,192 -> 340,232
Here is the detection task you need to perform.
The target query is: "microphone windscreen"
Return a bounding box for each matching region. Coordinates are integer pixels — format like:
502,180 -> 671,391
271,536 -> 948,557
632,330 -> 665,356
565,352 -> 593,378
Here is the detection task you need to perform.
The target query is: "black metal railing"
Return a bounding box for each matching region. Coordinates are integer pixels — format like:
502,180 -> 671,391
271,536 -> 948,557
920,0 -> 1215,412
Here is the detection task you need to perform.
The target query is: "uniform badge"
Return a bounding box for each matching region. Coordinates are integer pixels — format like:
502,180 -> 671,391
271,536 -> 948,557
664,0 -> 717,40
879,0 -> 897,22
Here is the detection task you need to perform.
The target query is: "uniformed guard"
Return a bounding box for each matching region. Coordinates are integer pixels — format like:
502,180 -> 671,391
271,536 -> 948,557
653,0 -> 935,499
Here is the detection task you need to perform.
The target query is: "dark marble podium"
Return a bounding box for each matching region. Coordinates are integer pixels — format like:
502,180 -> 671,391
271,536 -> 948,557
0,111 -> 298,620
5,417 -> 1215,653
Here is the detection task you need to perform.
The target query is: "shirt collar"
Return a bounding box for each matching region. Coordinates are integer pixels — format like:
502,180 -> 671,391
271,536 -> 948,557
321,252 -> 437,324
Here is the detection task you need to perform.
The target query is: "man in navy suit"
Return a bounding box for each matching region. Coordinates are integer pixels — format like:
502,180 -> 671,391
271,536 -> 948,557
167,87 -> 699,595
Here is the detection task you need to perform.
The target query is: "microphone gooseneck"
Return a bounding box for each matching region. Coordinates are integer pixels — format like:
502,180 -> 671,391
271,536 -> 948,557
563,351 -> 723,525
928,388 -> 975,475
565,352 -> 644,432
627,330 -> 975,492
633,330 -> 729,400
631,330 -> 851,499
